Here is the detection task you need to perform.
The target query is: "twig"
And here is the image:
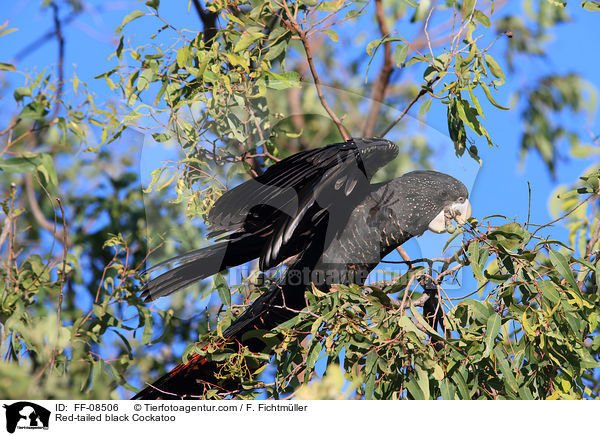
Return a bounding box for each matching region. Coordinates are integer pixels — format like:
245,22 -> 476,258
281,3 -> 350,140
191,0 -> 219,46
585,213 -> 600,261
363,0 -> 395,137
378,74 -> 442,138
526,181 -> 532,230
25,173 -> 71,246
423,6 -> 435,58
12,9 -> 81,62
49,198 -> 68,374
531,195 -> 592,238
396,246 -> 411,262
0,119 -> 17,138
49,3 -> 65,121
7,184 -> 17,289
56,197 -> 68,321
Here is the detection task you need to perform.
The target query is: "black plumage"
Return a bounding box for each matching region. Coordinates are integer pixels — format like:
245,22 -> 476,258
134,137 -> 470,399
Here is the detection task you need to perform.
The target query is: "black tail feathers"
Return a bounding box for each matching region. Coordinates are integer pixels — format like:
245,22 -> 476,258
140,235 -> 262,302
133,284 -> 303,399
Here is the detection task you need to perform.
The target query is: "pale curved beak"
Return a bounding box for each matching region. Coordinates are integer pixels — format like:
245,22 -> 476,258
428,199 -> 472,233
454,199 -> 472,224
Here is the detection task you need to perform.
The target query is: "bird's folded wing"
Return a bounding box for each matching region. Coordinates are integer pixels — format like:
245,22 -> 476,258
208,138 -> 398,270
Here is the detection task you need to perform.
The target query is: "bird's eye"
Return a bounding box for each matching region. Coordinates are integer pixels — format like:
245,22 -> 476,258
457,196 -> 465,203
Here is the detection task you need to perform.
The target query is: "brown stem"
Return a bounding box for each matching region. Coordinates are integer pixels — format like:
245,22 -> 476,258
282,4 -> 350,141
191,0 -> 219,46
585,210 -> 600,261
25,173 -> 71,247
363,0 -> 395,138
378,74 -> 441,138
49,198 -> 68,374
49,3 -> 64,121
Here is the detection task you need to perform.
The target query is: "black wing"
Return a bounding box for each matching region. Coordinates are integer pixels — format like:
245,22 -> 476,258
141,137 -> 398,300
207,137 -> 399,270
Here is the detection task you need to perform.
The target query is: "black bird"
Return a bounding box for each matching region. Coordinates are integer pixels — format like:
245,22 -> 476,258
133,137 -> 471,399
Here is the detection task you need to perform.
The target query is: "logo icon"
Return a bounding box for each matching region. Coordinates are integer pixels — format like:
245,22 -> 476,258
3,402 -> 50,433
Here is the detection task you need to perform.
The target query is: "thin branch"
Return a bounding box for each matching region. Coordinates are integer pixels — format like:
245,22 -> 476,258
25,173 -> 71,247
191,0 -> 219,46
12,9 -> 81,63
282,3 -> 350,141
378,74 -> 442,138
396,246 -> 411,262
49,198 -> 68,374
0,118 -> 18,139
531,195 -> 592,238
585,212 -> 600,261
362,0 -> 395,137
49,3 -> 65,121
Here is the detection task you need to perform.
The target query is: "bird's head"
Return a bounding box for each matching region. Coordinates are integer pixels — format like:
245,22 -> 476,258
387,170 -> 471,236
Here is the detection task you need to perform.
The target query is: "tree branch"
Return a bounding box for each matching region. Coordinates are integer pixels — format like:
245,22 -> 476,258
378,74 -> 441,138
191,0 -> 219,46
282,3 -> 350,141
363,0 -> 395,137
49,3 -> 65,121
25,173 -> 71,247
585,211 -> 600,261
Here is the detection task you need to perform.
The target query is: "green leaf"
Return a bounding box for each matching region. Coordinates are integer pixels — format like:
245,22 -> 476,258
38,153 -> 58,187
547,0 -> 566,6
415,365 -> 430,400
394,44 -> 408,66
0,154 -> 42,174
265,71 -> 300,90
469,241 -> 483,281
116,10 -> 145,34
493,347 -> 519,394
137,68 -> 154,91
484,54 -> 505,84
176,45 -> 190,67
0,62 -> 16,71
317,0 -> 346,11
406,376 -> 425,400
487,223 -> 531,251
19,101 -> 48,121
364,372 -> 376,400
214,274 -> 231,306
234,32 -> 265,53
582,1 -> 600,10
366,38 -> 382,56
596,261 -> 600,293
399,0 -> 419,7
439,379 -> 456,399
548,249 -> 579,293
410,304 -> 444,339
322,29 -> 338,42
305,340 -> 322,381
405,55 -> 428,67
152,133 -> 170,142
0,25 -> 17,37
145,0 -> 160,9
484,313 -> 501,357
539,280 -> 560,303
419,99 -> 432,116
452,371 -> 470,399
13,87 -> 31,102
479,81 -> 509,110
141,309 -> 153,345
461,299 -> 494,322
473,10 -> 491,27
